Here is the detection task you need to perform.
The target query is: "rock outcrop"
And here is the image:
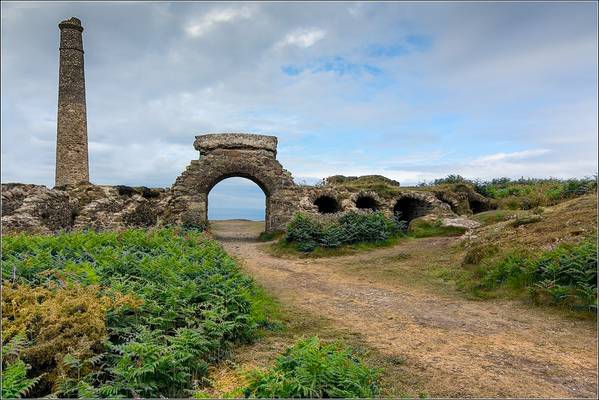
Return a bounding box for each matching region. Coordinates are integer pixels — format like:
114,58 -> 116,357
2,184 -> 76,234
1,183 -> 168,235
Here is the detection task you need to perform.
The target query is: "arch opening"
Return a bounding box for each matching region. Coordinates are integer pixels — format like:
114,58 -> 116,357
207,177 -> 268,239
469,199 -> 487,214
314,195 -> 340,214
355,195 -> 378,211
393,197 -> 433,223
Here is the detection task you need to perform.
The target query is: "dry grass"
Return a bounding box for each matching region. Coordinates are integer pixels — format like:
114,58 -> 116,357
464,194 -> 597,259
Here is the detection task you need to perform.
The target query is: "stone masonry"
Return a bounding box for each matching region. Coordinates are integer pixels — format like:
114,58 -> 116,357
55,17 -> 89,186
169,133 -> 297,232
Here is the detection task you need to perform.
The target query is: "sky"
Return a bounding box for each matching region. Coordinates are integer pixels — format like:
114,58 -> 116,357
1,1 -> 597,221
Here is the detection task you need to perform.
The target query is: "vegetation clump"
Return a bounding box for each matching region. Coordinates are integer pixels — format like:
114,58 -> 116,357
1,336 -> 44,399
427,175 -> 597,210
1,228 -> 265,398
285,211 -> 404,252
475,237 -> 597,311
243,336 -> 380,398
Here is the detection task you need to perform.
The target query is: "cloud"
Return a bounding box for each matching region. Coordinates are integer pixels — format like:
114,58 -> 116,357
185,5 -> 254,38
472,149 -> 551,164
275,28 -> 326,49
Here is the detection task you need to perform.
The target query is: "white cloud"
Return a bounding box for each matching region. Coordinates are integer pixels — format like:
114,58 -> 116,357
275,28 -> 326,49
472,149 -> 551,164
185,6 -> 254,38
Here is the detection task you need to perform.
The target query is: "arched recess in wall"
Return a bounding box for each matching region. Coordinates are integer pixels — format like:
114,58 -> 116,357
355,195 -> 378,211
314,195 -> 340,214
468,199 -> 488,214
393,197 -> 433,223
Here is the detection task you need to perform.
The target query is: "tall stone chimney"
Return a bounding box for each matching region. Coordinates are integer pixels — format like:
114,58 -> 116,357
55,17 -> 89,186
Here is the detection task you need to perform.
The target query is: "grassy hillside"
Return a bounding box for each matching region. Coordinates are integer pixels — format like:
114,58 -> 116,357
460,194 -> 597,311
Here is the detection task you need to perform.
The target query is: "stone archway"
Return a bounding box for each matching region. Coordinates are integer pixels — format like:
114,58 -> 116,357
170,133 -> 296,232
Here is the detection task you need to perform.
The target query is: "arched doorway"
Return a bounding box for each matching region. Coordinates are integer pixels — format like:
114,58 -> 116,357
207,177 -> 267,239
393,196 -> 433,224
171,133 -> 296,232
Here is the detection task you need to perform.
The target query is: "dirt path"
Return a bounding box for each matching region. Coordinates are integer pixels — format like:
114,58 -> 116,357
210,221 -> 598,398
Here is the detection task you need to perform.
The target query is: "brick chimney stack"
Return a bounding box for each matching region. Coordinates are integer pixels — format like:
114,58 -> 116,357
55,17 -> 89,186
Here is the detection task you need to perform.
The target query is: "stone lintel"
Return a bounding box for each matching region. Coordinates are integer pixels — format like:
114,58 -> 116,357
194,133 -> 278,157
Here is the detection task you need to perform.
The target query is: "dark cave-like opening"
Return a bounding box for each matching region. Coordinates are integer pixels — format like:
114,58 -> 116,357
469,199 -> 487,214
355,195 -> 378,211
314,195 -> 340,214
393,197 -> 433,223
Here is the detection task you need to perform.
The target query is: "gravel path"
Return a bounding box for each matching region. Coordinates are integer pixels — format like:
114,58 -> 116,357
211,220 -> 598,398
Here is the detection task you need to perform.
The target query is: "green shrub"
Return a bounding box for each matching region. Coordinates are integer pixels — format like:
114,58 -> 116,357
338,212 -> 400,243
286,213 -> 323,252
285,212 -> 402,252
480,237 -> 597,310
243,336 -> 380,398
1,228 -> 261,397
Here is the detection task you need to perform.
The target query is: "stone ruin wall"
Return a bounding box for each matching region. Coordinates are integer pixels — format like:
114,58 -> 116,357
1,183 -> 169,235
2,132 -> 490,236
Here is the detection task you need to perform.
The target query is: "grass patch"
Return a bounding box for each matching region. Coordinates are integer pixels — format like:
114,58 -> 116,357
463,243 -> 500,265
249,285 -> 285,333
408,219 -> 467,238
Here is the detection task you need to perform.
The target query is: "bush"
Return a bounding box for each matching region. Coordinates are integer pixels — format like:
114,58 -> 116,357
480,237 -> 597,310
243,336 -> 380,398
285,212 -> 402,252
1,228 -> 261,397
286,213 -> 323,252
2,283 -> 139,393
